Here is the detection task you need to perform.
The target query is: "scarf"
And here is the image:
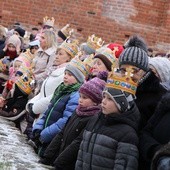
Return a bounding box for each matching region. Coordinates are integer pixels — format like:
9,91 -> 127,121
6,50 -> 18,60
76,105 -> 101,116
51,82 -> 81,102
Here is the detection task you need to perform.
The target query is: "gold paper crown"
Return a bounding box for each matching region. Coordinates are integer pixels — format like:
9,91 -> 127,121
69,55 -> 89,77
87,34 -> 104,50
43,16 -> 55,27
96,47 -> 117,64
106,65 -> 138,95
61,24 -> 74,38
15,75 -> 33,95
83,54 -> 94,73
59,39 -> 79,58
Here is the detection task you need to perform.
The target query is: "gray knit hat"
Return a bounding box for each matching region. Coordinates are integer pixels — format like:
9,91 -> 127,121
65,64 -> 85,83
149,57 -> 170,82
80,43 -> 96,55
119,35 -> 149,71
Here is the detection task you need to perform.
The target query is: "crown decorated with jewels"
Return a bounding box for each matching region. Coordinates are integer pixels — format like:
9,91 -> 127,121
87,34 -> 104,50
60,24 -> 74,39
106,64 -> 138,95
43,16 -> 55,27
59,39 -> 79,58
15,65 -> 35,95
70,55 -> 89,78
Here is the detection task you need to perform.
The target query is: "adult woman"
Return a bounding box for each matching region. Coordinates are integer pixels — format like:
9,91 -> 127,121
32,30 -> 57,93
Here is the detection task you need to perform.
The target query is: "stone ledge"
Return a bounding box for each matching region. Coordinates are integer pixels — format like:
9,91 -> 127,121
0,117 -> 54,170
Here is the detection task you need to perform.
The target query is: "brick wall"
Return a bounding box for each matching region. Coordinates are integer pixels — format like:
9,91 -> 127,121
0,0 -> 169,52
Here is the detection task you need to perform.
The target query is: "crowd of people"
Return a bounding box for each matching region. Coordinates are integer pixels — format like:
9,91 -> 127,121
0,16 -> 170,170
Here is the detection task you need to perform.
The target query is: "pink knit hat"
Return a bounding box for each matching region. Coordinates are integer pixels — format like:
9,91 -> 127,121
79,77 -> 106,104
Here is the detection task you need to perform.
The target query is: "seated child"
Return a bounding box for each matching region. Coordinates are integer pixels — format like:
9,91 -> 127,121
39,77 -> 106,169
0,66 -> 34,129
30,56 -> 88,157
75,66 -> 140,170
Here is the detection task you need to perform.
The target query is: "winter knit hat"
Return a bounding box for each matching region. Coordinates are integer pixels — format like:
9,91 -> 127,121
80,43 -> 96,55
65,57 -> 88,83
149,57 -> 170,82
103,88 -> 134,113
79,77 -> 106,104
7,34 -> 21,48
94,47 -> 117,71
14,27 -> 25,37
119,35 -> 149,71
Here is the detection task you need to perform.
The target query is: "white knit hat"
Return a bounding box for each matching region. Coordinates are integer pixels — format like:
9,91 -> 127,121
149,57 -> 170,82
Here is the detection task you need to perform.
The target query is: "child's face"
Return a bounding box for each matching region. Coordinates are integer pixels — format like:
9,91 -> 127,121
101,93 -> 119,115
78,93 -> 96,108
63,70 -> 78,86
92,58 -> 108,76
8,43 -> 16,52
54,49 -> 71,66
14,61 -> 22,72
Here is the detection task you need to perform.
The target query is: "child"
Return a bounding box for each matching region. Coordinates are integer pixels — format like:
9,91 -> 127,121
0,34 -> 21,60
0,67 -> 34,128
30,56 -> 88,157
2,55 -> 32,99
39,77 -> 106,169
75,66 -> 140,170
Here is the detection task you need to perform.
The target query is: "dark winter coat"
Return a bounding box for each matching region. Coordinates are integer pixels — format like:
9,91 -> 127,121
42,112 -> 96,170
0,85 -> 28,117
76,103 -> 140,170
139,92 -> 170,170
135,71 -> 167,129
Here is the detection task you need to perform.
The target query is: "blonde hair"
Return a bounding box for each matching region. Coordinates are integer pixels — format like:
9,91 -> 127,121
0,25 -> 7,39
42,30 -> 57,49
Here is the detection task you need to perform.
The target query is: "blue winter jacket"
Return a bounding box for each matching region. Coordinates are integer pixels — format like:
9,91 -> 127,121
33,91 -> 79,143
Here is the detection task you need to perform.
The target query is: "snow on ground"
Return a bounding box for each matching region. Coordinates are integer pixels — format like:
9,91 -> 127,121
0,117 -> 54,170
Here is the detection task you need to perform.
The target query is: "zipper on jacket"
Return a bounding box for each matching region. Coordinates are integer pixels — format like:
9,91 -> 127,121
44,96 -> 63,128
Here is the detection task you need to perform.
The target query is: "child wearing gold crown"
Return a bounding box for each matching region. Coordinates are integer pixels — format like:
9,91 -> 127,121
75,66 -> 140,170
0,66 -> 34,130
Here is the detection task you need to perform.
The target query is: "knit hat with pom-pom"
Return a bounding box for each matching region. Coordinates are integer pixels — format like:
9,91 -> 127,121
119,35 -> 149,71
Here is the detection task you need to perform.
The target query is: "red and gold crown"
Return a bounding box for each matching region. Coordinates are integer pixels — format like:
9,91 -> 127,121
61,24 -> 74,39
106,64 -> 138,95
59,39 -> 79,58
87,34 -> 104,50
43,16 -> 55,27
